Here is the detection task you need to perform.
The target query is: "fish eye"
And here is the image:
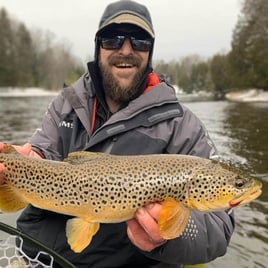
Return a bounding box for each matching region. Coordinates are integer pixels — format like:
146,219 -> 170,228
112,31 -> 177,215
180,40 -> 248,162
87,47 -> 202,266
235,176 -> 245,189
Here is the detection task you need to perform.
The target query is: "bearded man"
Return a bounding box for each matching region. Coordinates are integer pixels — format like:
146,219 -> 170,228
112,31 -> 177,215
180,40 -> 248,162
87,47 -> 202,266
0,1 -> 234,267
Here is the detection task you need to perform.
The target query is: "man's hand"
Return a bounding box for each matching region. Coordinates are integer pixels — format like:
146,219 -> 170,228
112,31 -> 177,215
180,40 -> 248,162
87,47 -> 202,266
0,163 -> 6,185
126,203 -> 167,251
0,143 -> 42,185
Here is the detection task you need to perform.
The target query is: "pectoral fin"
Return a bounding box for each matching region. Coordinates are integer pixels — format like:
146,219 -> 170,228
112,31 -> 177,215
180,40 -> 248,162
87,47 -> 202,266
66,218 -> 100,253
158,197 -> 190,239
0,184 -> 28,212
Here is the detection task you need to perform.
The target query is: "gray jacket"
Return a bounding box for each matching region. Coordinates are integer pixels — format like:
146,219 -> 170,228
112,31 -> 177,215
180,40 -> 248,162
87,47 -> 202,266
17,71 -> 234,268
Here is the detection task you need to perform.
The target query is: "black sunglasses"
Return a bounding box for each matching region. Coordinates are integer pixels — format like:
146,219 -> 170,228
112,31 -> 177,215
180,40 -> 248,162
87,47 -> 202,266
98,35 -> 153,52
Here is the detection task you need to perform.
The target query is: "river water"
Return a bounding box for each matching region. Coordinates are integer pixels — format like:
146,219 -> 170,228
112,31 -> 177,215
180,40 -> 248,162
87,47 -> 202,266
0,95 -> 267,268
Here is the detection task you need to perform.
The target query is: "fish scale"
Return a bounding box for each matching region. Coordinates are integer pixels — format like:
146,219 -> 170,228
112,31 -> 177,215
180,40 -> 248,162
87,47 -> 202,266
0,144 -> 262,253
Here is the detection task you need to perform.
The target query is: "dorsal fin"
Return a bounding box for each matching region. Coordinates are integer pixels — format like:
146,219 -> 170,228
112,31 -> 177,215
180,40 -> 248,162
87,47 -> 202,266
64,151 -> 108,164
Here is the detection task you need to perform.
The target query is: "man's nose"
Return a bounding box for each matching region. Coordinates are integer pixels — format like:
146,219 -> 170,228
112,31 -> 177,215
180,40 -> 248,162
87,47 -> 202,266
118,38 -> 134,54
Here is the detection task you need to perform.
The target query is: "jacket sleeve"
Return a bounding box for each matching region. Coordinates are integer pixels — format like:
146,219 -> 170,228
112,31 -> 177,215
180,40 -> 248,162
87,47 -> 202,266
143,210 -> 234,265
29,91 -> 65,161
166,104 -> 219,160
143,105 -> 235,265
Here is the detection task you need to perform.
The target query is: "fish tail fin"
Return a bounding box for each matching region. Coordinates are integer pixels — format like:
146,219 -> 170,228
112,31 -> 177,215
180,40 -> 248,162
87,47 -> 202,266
0,184 -> 28,212
66,218 -> 100,253
158,197 -> 191,239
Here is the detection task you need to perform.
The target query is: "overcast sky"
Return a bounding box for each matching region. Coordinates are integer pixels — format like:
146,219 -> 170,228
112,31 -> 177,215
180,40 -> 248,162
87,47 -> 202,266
0,0 -> 242,62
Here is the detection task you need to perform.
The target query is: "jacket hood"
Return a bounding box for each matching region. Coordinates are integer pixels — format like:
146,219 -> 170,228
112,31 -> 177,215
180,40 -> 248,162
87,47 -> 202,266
93,0 -> 155,67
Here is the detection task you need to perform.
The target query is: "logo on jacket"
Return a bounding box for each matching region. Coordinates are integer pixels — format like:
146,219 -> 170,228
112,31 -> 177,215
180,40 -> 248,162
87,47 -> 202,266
59,120 -> 73,129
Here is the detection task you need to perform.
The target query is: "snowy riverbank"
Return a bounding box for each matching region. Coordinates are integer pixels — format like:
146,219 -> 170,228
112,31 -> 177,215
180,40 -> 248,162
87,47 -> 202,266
0,87 -> 58,97
225,89 -> 268,102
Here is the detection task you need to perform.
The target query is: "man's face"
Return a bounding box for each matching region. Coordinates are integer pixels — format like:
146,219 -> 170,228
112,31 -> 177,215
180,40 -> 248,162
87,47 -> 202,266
98,26 -> 151,104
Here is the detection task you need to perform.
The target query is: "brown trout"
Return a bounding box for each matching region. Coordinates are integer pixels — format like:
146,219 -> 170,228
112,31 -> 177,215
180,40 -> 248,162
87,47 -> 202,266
0,144 -> 262,253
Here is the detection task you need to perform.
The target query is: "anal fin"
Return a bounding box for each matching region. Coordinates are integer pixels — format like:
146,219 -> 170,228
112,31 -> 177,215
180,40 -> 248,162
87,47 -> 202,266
66,217 -> 100,253
158,197 -> 190,239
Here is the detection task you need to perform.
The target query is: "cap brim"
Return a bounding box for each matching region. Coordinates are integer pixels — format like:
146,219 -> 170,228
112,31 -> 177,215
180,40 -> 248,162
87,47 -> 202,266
99,13 -> 155,38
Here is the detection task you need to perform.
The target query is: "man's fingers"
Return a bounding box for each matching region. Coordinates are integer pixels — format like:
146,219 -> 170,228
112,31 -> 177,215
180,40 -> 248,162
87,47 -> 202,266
127,218 -> 149,247
126,203 -> 167,251
135,206 -> 163,243
0,163 -> 6,184
15,143 -> 32,155
144,203 -> 162,220
127,218 -> 158,251
0,143 -> 5,152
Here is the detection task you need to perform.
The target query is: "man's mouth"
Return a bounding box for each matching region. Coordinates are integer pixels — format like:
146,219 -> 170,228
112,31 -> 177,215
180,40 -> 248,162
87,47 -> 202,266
109,55 -> 140,68
115,63 -> 135,68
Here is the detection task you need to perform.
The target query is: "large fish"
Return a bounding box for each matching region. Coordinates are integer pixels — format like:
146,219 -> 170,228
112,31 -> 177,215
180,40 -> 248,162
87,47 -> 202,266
0,144 -> 262,253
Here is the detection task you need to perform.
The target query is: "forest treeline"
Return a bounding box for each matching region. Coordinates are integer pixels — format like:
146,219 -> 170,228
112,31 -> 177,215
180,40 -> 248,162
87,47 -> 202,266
154,0 -> 268,95
0,8 -> 85,90
0,0 -> 267,94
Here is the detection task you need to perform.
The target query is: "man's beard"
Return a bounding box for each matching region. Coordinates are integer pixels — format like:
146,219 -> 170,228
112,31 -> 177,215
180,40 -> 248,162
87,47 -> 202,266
99,55 -> 147,104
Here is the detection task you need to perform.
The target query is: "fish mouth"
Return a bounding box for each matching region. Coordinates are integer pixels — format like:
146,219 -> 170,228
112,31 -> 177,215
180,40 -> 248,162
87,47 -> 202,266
229,181 -> 262,208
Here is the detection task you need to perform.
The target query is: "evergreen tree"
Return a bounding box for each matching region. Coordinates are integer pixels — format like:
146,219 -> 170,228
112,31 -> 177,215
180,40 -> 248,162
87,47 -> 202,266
210,54 -> 231,93
0,8 -> 16,86
0,8 -> 84,89
14,23 -> 34,86
228,0 -> 268,89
